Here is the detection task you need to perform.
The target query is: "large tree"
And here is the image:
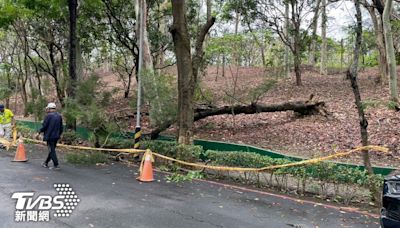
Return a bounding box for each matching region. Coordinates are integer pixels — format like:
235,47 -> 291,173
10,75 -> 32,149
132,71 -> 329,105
348,0 -> 379,201
170,0 -> 215,144
383,0 -> 398,102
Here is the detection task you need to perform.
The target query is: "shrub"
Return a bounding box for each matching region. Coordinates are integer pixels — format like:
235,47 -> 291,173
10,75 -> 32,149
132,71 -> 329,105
61,131 -> 81,145
66,151 -> 109,165
140,140 -> 384,189
100,138 -> 133,149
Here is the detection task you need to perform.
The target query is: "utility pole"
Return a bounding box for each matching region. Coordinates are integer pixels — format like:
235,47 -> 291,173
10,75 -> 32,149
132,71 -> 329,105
134,0 -> 145,149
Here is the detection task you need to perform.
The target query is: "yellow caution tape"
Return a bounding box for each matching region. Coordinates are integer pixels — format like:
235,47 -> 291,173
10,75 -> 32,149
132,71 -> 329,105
0,129 -> 388,172
21,137 -> 146,154
151,145 -> 389,172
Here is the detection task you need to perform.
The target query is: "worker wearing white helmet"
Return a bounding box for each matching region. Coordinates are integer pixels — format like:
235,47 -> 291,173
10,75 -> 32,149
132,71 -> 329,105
37,102 -> 63,170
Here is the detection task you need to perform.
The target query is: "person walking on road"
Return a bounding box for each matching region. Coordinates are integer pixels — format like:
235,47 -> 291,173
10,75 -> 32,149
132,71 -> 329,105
37,102 -> 63,170
0,104 -> 15,141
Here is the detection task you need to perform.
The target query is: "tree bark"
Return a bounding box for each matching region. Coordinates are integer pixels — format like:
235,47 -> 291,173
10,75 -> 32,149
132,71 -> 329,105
67,0 -> 78,130
148,100 -> 326,139
309,0 -> 321,66
291,0 -> 302,86
171,0 -> 196,145
383,0 -> 398,102
170,0 -> 215,145
207,0 -> 212,20
367,6 -> 387,84
349,0 -> 378,201
68,0 -> 78,98
320,0 -> 328,75
284,1 -> 290,78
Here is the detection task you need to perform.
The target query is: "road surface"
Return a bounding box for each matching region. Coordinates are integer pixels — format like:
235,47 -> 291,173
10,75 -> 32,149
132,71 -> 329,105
0,145 -> 379,228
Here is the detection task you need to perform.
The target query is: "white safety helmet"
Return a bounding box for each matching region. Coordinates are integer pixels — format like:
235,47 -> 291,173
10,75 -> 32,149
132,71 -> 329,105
46,102 -> 57,109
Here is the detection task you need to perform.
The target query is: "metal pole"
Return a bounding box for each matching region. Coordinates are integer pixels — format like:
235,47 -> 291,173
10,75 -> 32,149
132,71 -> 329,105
134,0 -> 144,149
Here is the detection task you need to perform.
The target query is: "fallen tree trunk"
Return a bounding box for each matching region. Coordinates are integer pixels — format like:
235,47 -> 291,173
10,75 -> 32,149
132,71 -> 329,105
195,101 -> 325,120
147,100 -> 326,139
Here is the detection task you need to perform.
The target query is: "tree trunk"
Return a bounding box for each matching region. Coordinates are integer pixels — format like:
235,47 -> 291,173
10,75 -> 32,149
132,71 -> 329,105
309,0 -> 321,66
149,100 -> 326,139
368,6 -> 387,84
207,0 -> 212,20
67,0 -> 78,130
284,1 -> 290,78
171,0 -> 215,144
383,0 -> 398,102
320,0 -> 328,75
67,0 -> 78,98
48,44 -> 65,107
171,0 -> 195,145
349,0 -> 378,202
291,0 -> 302,86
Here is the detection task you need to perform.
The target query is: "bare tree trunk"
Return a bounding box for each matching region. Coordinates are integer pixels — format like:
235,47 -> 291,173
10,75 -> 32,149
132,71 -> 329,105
284,1 -> 290,78
155,0 -> 169,75
291,0 -> 302,86
349,0 -> 378,202
247,23 -> 266,67
309,0 -> 321,66
367,6 -> 387,84
320,0 -> 328,75
340,39 -> 344,71
383,0 -> 398,102
66,0 -> 78,130
207,0 -> 212,20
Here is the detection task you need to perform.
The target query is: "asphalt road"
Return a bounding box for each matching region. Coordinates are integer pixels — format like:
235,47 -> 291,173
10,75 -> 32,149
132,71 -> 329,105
0,145 -> 380,228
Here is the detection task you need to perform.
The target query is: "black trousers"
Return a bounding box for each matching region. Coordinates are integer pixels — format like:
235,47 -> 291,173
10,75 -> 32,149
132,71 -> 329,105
45,140 -> 59,167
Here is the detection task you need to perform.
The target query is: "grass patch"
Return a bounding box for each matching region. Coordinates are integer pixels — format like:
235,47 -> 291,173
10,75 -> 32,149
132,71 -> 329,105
66,151 -> 109,165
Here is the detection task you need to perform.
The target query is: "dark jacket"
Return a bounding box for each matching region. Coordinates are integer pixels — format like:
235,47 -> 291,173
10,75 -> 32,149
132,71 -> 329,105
39,112 -> 63,141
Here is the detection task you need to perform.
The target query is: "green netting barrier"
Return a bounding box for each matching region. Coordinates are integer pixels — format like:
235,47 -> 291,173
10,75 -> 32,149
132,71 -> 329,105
17,120 -> 396,176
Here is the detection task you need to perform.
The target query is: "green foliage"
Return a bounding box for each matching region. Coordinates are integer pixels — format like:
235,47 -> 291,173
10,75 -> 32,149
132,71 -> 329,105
362,50 -> 379,67
16,124 -> 35,137
361,99 -> 398,111
60,131 -> 81,145
140,140 -> 384,191
24,96 -> 48,121
176,144 -> 203,162
247,79 -> 276,103
62,75 -> 122,147
361,99 -> 381,110
165,171 -> 204,183
65,151 -> 109,165
142,71 -> 177,127
194,85 -> 214,104
101,138 -> 133,149
387,101 -> 399,110
204,150 -> 383,187
141,140 -> 179,158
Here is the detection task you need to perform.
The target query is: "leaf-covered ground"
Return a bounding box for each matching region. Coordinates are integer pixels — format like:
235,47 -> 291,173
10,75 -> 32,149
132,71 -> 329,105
190,66 -> 400,168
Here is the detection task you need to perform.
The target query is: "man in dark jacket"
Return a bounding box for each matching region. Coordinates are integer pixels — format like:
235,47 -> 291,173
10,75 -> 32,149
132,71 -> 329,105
38,102 -> 63,170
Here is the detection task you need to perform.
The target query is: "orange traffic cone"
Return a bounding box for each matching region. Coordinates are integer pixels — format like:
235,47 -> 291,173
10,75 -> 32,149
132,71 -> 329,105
138,150 -> 154,182
13,142 -> 28,162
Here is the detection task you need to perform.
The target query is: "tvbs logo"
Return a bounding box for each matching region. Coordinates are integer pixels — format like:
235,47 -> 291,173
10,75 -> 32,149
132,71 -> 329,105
11,184 -> 80,222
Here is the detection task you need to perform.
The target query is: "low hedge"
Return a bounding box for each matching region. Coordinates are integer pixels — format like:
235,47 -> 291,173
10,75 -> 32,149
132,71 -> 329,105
142,140 -> 384,189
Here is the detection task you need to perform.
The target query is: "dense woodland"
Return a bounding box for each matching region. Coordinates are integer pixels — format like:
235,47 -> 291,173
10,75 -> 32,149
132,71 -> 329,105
0,0 -> 399,183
